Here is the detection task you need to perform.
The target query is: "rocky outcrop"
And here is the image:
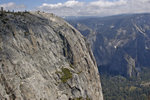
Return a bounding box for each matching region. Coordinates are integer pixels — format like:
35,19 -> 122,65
0,11 -> 103,100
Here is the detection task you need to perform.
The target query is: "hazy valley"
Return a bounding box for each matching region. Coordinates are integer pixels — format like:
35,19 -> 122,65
67,13 -> 150,100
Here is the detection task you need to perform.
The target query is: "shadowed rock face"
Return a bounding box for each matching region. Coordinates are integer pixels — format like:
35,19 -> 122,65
0,12 -> 103,100
68,13 -> 150,77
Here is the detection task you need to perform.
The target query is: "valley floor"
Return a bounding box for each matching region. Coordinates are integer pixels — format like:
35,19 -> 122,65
100,67 -> 150,100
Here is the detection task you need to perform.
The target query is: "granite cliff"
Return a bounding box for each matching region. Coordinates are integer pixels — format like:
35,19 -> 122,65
0,11 -> 103,100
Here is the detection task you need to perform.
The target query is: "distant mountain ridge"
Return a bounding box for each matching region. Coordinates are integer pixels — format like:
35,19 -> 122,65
67,13 -> 150,77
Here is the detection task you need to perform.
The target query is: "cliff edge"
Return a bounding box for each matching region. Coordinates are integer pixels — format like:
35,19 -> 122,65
0,11 -> 103,100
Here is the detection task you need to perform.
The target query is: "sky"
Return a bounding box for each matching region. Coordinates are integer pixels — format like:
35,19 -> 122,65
0,0 -> 150,16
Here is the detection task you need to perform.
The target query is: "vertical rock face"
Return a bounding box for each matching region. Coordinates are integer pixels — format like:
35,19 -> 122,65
0,12 -> 103,100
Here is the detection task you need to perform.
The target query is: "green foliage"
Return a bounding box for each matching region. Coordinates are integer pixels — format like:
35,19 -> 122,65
70,63 -> 74,68
101,70 -> 150,100
0,47 -> 2,51
60,68 -> 72,83
70,97 -> 91,100
77,71 -> 82,74
73,97 -> 83,100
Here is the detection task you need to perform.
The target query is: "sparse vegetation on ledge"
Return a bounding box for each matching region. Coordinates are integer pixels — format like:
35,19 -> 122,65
60,68 -> 72,83
70,96 -> 91,100
56,67 -> 73,83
